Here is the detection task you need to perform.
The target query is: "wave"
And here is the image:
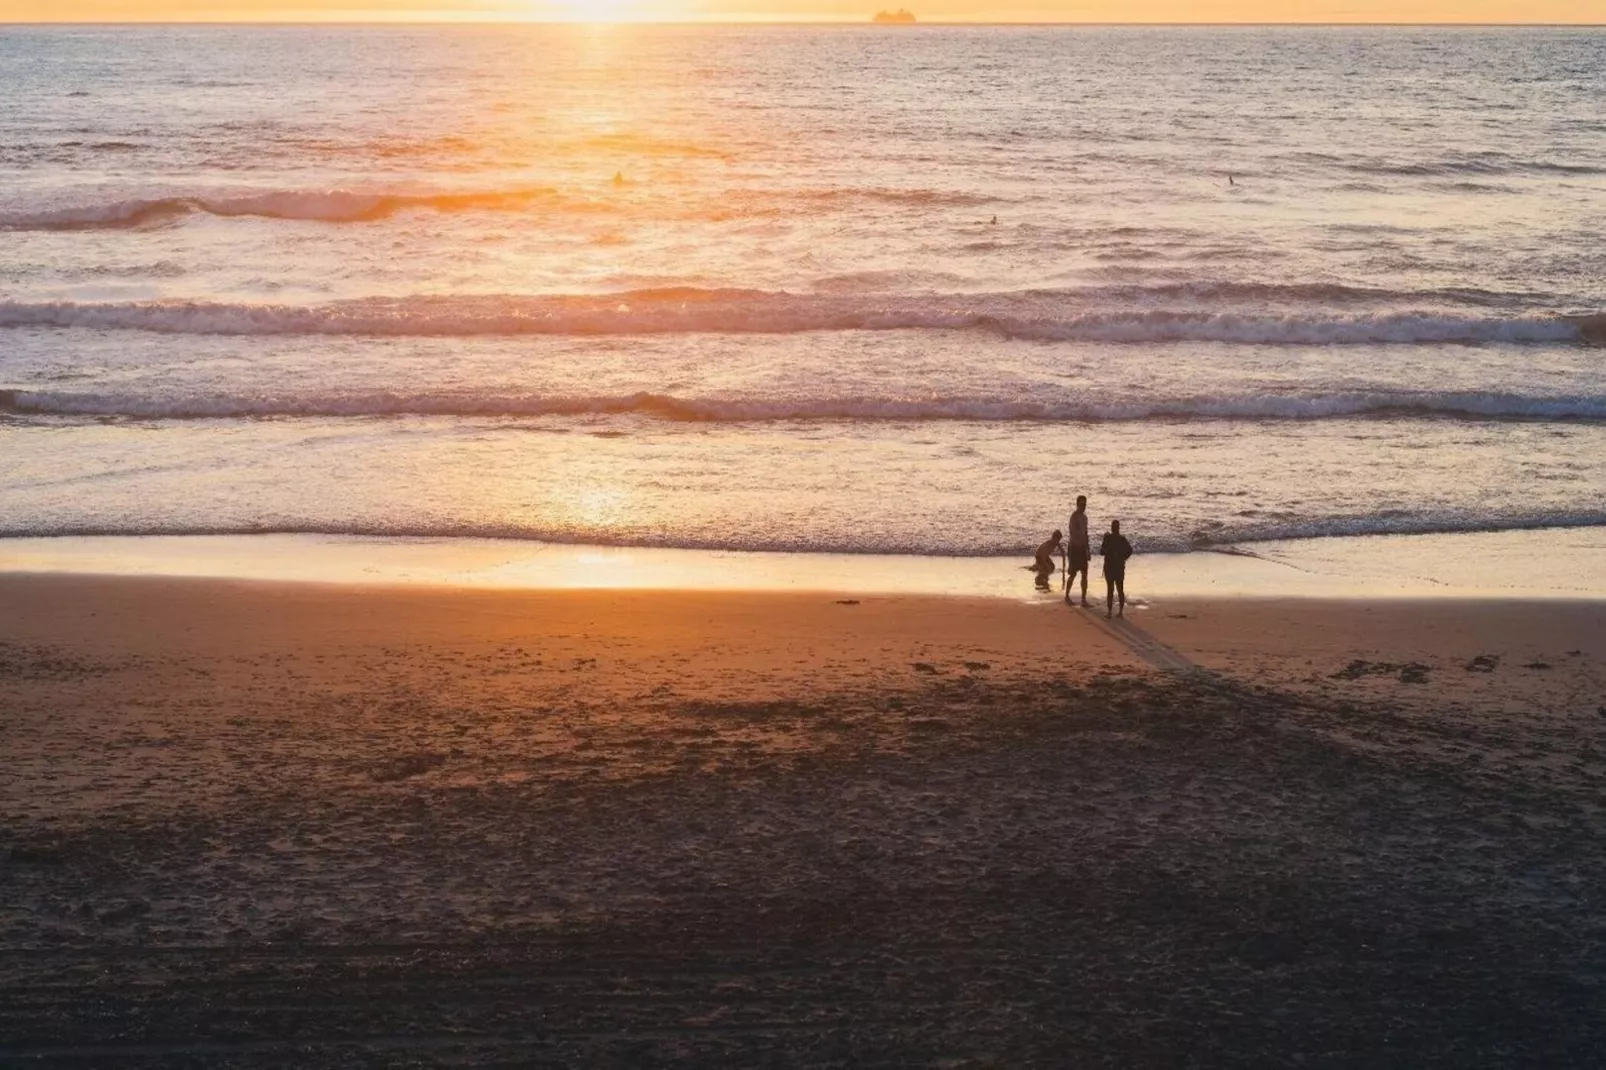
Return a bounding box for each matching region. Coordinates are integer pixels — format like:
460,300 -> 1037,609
1343,154 -> 1606,178
8,388 -> 1606,424
0,188 -> 564,229
1175,510 -> 1606,554
1021,281 -> 1551,308
0,182 -> 999,230
0,292 -> 1598,344
795,187 -> 999,208
2,512 -> 1603,558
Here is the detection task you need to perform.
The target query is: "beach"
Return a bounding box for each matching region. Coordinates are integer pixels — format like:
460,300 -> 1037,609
3,19 -> 1605,1065
4,570 -> 1605,1065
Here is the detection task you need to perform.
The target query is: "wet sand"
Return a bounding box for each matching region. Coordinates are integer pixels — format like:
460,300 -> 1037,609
5,525 -> 1606,599
3,575 -> 1605,1066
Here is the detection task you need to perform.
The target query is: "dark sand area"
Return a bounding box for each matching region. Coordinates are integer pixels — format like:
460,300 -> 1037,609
3,576 -> 1605,1066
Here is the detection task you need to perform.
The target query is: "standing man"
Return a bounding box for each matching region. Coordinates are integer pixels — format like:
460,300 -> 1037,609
1099,519 -> 1133,619
1064,495 -> 1091,607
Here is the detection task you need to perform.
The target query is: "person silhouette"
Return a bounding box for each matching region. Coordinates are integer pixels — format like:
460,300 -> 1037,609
1031,530 -> 1063,591
1063,494 -> 1091,607
1099,520 -> 1133,618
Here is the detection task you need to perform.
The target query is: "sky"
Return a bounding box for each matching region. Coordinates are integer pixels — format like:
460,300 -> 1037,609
1,0 -> 1602,21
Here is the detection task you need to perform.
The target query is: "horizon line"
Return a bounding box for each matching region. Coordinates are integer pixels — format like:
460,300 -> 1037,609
3,18 -> 1603,25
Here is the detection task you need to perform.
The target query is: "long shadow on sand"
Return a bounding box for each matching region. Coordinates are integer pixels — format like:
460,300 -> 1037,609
3,645 -> 1603,1067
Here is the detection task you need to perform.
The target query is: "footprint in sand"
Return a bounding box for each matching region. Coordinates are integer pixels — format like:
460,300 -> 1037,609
1331,659 -> 1431,684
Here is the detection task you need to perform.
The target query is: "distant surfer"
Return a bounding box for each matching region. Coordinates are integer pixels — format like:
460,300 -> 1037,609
1227,174 -> 1235,186
611,171 -> 626,186
1099,520 -> 1133,619
1063,495 -> 1091,607
989,214 -> 998,225
1030,530 -> 1063,591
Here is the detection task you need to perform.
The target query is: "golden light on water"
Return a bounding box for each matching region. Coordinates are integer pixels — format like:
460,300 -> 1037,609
5,0 -> 1606,22
561,484 -> 633,529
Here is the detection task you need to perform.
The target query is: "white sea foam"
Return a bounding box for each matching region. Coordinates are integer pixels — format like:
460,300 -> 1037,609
4,510 -> 1604,557
0,294 -> 1591,345
7,388 -> 1606,423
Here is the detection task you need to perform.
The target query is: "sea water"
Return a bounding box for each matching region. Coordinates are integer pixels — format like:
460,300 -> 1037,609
2,25 -> 1603,557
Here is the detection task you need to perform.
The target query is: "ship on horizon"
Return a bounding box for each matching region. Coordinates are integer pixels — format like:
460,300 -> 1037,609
873,8 -> 917,23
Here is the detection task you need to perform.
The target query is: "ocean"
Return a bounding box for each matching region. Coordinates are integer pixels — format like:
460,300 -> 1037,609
2,24 -> 1603,557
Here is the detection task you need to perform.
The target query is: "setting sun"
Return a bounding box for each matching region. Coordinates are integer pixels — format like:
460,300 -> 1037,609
4,1 -> 1605,21
521,0 -> 657,20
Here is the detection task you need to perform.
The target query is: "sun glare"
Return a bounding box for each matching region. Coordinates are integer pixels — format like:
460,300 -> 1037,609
527,0 -> 655,22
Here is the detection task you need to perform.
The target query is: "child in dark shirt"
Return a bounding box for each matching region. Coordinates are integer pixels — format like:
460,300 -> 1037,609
1031,530 -> 1063,591
1099,520 -> 1133,618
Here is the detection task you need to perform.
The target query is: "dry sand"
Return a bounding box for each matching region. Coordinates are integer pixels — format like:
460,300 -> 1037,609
2,574 -> 1605,1066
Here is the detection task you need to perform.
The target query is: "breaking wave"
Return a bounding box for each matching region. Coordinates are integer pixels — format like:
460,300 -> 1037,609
0,188 -> 564,229
0,292 -> 1597,345
7,388 -> 1606,423
3,511 -> 1603,557
1345,155 -> 1606,178
0,183 -> 1000,230
1171,509 -> 1606,554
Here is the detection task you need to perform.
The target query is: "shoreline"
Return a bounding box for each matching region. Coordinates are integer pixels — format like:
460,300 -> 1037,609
2,525 -> 1605,600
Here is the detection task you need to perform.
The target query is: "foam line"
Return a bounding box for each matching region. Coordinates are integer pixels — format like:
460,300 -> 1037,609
6,388 -> 1606,423
0,294 -> 1593,345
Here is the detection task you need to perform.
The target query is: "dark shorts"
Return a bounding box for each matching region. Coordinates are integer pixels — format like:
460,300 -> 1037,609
1067,548 -> 1090,573
1104,564 -> 1126,582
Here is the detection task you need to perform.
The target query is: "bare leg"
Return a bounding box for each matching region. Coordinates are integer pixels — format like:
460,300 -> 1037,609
1105,574 -> 1115,618
1080,569 -> 1089,607
1115,574 -> 1126,617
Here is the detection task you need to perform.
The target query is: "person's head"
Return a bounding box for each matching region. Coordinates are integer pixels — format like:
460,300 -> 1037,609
1075,495 -> 1086,510
1051,530 -> 1063,543
1110,520 -> 1121,533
